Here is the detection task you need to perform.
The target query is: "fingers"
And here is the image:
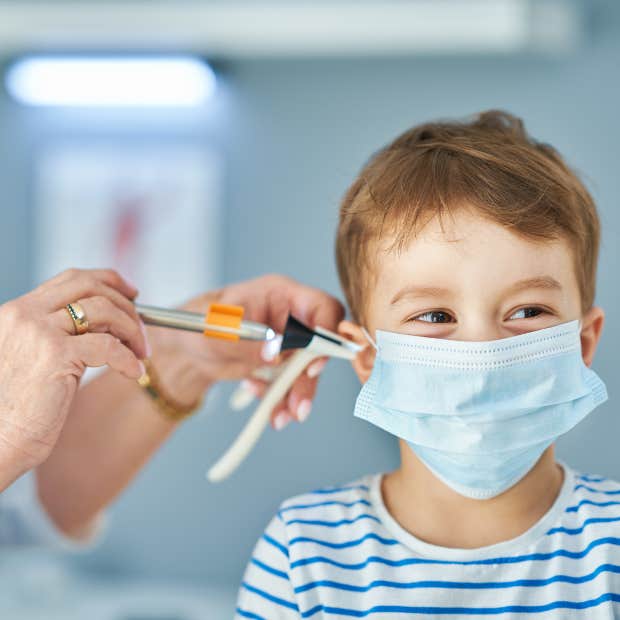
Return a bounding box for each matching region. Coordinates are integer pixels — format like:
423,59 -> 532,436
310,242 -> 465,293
235,355 -> 329,430
263,275 -> 345,333
260,335 -> 283,364
306,357 -> 328,379
51,295 -> 148,359
169,276 -> 342,413
81,282 -> 141,325
209,274 -> 345,335
61,268 -> 138,300
285,370 -> 318,423
230,377 -> 267,411
230,377 -> 296,430
37,269 -> 139,312
69,333 -> 145,379
299,287 -> 345,332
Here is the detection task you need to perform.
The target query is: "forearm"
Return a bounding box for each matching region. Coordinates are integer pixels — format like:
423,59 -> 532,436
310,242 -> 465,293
36,339 -> 210,538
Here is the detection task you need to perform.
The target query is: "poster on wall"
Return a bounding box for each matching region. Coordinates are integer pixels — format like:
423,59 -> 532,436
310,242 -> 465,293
34,144 -> 221,307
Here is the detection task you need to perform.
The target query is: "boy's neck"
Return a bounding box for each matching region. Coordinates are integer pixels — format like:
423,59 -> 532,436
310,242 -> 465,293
382,443 -> 564,550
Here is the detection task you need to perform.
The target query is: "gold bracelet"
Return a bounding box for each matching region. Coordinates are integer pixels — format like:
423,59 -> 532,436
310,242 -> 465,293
137,359 -> 203,422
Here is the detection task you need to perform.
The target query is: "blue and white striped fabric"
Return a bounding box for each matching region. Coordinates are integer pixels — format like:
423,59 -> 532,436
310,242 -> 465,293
236,465 -> 620,618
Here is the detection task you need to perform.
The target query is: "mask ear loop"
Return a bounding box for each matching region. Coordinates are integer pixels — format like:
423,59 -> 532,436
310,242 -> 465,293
361,327 -> 378,351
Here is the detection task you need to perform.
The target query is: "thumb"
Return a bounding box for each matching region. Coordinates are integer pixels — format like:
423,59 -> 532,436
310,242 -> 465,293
68,333 -> 145,380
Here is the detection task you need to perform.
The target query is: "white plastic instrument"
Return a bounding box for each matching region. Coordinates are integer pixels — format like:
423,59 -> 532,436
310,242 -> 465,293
207,317 -> 360,482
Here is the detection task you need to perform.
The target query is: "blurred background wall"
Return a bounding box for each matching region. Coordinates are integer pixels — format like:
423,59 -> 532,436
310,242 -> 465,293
0,0 -> 618,606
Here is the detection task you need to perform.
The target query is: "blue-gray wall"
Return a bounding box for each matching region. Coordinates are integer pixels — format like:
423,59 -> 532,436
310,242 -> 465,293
1,2 -> 619,586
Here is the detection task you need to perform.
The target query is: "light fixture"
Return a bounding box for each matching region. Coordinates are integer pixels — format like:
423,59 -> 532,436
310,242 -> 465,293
5,56 -> 216,107
0,1 -> 581,57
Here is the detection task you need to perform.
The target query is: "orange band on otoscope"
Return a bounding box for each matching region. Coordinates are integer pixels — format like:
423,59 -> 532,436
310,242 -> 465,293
204,304 -> 244,341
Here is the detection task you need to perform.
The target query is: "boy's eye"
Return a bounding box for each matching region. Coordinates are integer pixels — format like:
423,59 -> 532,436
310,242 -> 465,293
413,311 -> 455,324
508,307 -> 544,320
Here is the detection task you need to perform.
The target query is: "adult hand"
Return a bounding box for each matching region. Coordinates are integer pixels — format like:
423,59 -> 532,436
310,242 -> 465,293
145,274 -> 345,430
0,269 -> 148,489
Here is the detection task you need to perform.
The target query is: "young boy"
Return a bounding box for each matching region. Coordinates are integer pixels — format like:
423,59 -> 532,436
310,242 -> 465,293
236,111 -> 618,618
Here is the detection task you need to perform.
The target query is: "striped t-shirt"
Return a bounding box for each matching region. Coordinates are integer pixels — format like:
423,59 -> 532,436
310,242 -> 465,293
236,465 -> 620,618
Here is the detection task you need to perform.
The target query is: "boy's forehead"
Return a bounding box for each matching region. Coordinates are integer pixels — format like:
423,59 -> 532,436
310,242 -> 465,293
398,210 -> 528,247
373,212 -> 578,298
381,210 -> 565,257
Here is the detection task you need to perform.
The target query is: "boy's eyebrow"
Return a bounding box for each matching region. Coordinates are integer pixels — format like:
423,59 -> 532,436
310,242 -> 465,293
391,286 -> 453,305
390,276 -> 562,305
503,276 -> 563,296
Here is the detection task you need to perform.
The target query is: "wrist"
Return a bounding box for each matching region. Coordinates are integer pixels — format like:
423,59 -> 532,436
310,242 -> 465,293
146,328 -> 214,408
0,432 -> 36,491
138,359 -> 204,422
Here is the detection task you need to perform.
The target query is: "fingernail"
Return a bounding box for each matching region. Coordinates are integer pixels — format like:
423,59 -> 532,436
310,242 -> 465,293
230,387 -> 255,411
307,359 -> 327,379
274,411 -> 291,431
297,399 -> 312,423
240,379 -> 260,396
137,361 -> 146,378
140,321 -> 152,358
125,278 -> 139,299
125,274 -> 138,290
261,335 -> 283,362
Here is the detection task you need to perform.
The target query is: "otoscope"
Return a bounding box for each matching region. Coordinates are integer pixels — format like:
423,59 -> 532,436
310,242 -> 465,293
136,303 -> 275,342
135,303 -> 360,481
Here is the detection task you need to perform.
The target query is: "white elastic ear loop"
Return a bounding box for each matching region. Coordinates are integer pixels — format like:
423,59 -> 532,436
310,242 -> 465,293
361,327 -> 378,351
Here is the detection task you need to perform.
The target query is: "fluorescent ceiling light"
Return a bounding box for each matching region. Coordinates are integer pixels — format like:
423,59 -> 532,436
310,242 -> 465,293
0,1 -> 581,57
5,56 -> 216,107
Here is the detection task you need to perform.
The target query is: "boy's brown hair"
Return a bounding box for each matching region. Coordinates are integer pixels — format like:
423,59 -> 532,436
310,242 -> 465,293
335,110 -> 600,323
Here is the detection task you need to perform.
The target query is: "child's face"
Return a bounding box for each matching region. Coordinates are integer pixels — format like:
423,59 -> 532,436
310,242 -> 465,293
340,208 -> 604,380
367,209 -> 581,340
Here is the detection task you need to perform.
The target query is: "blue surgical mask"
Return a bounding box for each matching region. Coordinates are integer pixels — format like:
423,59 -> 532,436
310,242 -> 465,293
354,320 -> 607,499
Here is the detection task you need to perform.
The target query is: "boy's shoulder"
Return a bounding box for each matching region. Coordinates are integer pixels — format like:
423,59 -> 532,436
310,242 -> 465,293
275,474 -> 379,530
571,470 -> 620,507
239,476 -> 385,619
552,466 -> 620,533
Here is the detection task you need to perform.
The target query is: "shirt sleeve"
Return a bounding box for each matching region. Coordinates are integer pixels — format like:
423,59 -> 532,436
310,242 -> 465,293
236,510 -> 300,620
0,470 -> 105,550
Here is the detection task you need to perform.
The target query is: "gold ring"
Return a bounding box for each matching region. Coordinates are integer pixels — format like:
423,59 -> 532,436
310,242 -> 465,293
65,302 -> 89,335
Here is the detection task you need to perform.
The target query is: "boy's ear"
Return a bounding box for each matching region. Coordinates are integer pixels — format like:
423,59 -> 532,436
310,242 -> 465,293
338,320 -> 376,384
580,306 -> 605,367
